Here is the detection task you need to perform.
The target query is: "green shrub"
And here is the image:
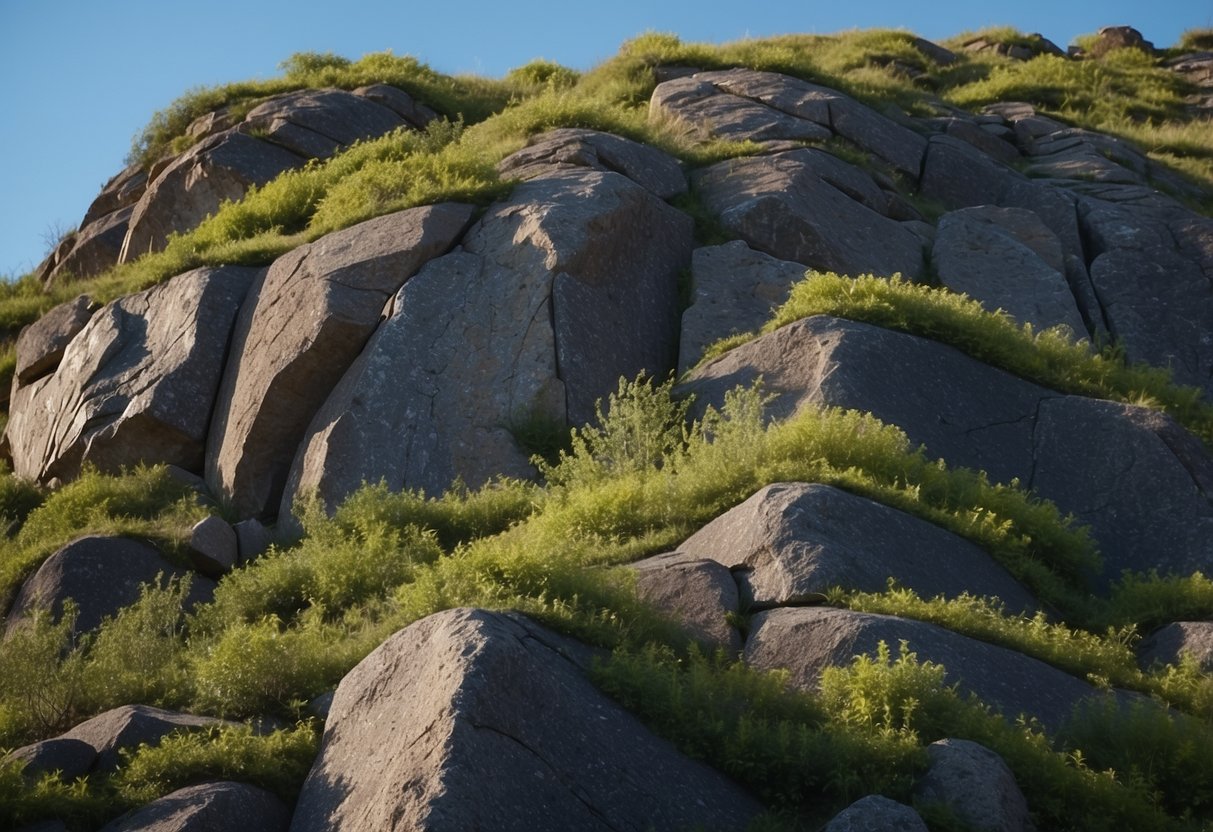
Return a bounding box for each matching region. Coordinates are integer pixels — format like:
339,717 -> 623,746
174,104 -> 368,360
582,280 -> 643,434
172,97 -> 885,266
0,604 -> 86,743
0,472 -> 43,538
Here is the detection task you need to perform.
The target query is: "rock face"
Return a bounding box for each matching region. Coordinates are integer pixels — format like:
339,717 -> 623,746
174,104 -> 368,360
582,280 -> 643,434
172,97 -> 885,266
4,536 -> 215,635
914,739 -> 1034,832
278,169 -> 691,522
98,781 -> 289,832
631,553 -> 743,651
6,267 -> 256,484
678,483 -> 1036,611
290,608 -> 763,832
206,204 -> 475,517
239,89 -> 406,160
14,295 -> 97,385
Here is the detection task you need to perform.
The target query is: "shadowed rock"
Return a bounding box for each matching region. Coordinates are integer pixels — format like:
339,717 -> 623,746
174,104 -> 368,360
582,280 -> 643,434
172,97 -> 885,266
59,705 -> 227,773
823,795 -> 928,831
677,483 -> 1036,611
914,739 -> 1034,832
46,207 -> 134,286
99,781 -> 289,832
290,608 -> 763,831
631,553 -> 743,651
1138,621 -> 1213,672
3,738 -> 96,782
5,266 -> 257,484
498,128 -> 687,199
206,204 -> 476,518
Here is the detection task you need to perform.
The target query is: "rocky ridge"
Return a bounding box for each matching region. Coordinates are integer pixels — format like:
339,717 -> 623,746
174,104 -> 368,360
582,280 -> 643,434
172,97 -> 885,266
3,26 -> 1213,832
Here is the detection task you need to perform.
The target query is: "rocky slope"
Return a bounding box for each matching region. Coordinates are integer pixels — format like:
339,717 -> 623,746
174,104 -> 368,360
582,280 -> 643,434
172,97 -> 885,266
3,24 -> 1213,832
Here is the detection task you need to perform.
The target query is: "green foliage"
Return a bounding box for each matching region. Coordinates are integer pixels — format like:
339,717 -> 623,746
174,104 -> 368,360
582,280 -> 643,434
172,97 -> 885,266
1178,28 -> 1213,51
505,59 -> 580,90
0,471 -> 44,538
705,272 -> 1213,444
0,605 -> 86,741
1102,571 -> 1213,632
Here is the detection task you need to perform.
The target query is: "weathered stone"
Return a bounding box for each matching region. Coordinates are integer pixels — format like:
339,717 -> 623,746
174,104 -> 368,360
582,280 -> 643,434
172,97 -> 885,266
4,738 -> 96,782
98,781 -> 289,832
120,131 -> 303,262
823,795 -> 928,832
933,206 -> 1087,335
290,608 -> 762,832
240,89 -> 406,159
745,606 -> 1118,731
14,294 -> 97,385
914,739 -> 1034,832
233,517 -> 273,562
185,109 -> 235,142
943,119 -> 1021,164
81,164 -> 148,227
279,171 -> 691,524
6,266 -> 257,484
352,84 -> 437,128
47,206 -> 133,286
910,37 -> 958,66
188,515 -> 238,578
497,128 -> 687,199
4,536 -> 215,635
631,553 -> 742,651
207,204 -> 476,518
649,74 -> 832,143
678,483 -> 1036,611
681,316 -> 1213,585
1138,621 -> 1213,672
693,150 -> 925,278
1089,26 -> 1155,58
678,242 -> 806,373
59,705 -> 226,773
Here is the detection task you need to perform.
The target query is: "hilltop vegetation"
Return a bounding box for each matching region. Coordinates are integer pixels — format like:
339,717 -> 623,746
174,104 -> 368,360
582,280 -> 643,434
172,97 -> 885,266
3,24 -> 1213,831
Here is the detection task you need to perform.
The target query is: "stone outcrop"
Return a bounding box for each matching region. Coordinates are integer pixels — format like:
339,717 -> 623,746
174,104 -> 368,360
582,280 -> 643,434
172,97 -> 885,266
290,608 -> 763,831
13,295 -> 97,385
206,204 -> 475,517
4,536 -> 215,635
278,169 -> 691,523
678,483 -> 1037,611
6,267 -> 256,484
239,89 -> 407,160
914,739 -> 1034,832
497,128 -> 687,199
630,553 -> 743,651
98,781 -> 289,832
1138,621 -> 1213,672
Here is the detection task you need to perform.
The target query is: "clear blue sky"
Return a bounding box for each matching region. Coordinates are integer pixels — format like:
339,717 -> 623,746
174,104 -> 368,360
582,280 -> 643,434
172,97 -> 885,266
2,0 -> 1209,278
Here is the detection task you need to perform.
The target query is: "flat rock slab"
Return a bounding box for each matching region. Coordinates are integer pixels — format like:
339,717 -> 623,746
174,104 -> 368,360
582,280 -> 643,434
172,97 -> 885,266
933,206 -> 1086,336
99,781 -> 289,832
5,536 -> 215,636
914,739 -> 1033,832
290,608 -> 763,832
498,128 -> 687,199
677,483 -> 1036,612
206,203 -> 476,518
678,241 -> 806,374
631,553 -> 743,652
693,149 -> 925,279
5,266 -> 257,484
744,606 -> 1117,732
14,294 -> 97,385
279,170 -> 691,524
1138,621 -> 1213,672
59,704 -> 227,773
680,315 -> 1213,586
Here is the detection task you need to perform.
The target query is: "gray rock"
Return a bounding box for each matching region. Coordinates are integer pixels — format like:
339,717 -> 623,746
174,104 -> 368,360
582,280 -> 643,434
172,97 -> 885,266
240,89 -> 406,160
46,206 -> 133,286
631,553 -> 742,652
914,739 -> 1034,832
823,795 -> 928,831
933,206 -> 1087,336
693,150 -> 925,278
59,705 -> 226,773
4,536 -> 215,635
352,84 -> 437,128
5,266 -> 257,484
1138,621 -> 1213,672
678,483 -> 1036,612
233,517 -> 273,562
4,737 -> 96,781
98,781 -> 289,832
206,203 -> 475,518
188,516 -> 238,578
1089,26 -> 1154,58
910,37 -> 958,65
279,171 -> 691,524
81,164 -> 148,228
14,294 -> 97,385
681,316 -> 1213,586
497,128 -> 687,199
744,606 -> 1118,732
649,75 -> 832,143
943,119 -> 1021,165
678,242 -> 806,374
290,608 -> 762,832
120,130 -> 303,262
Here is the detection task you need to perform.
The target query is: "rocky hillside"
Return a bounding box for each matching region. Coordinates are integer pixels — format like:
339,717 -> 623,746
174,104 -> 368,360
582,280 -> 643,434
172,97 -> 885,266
3,23 -> 1213,832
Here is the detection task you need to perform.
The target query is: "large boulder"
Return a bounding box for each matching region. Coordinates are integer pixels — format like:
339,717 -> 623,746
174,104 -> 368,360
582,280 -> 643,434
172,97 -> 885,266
744,606 -> 1118,732
45,207 -> 134,286
913,739 -> 1034,832
13,294 -> 97,385
57,705 -> 225,773
497,128 -> 687,199
681,315 -> 1213,585
99,781 -> 289,832
693,149 -> 926,278
5,266 -> 257,484
206,204 -> 476,517
678,241 -> 806,374
630,553 -> 743,651
4,536 -> 215,635
239,89 -> 407,160
1138,621 -> 1213,672
3,738 -> 96,782
119,130 -> 303,262
278,170 -> 692,524
677,483 -> 1036,611
290,608 -> 763,831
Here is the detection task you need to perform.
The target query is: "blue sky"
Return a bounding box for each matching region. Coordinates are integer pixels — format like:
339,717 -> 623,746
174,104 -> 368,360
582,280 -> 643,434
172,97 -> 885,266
1,0 -> 1209,278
